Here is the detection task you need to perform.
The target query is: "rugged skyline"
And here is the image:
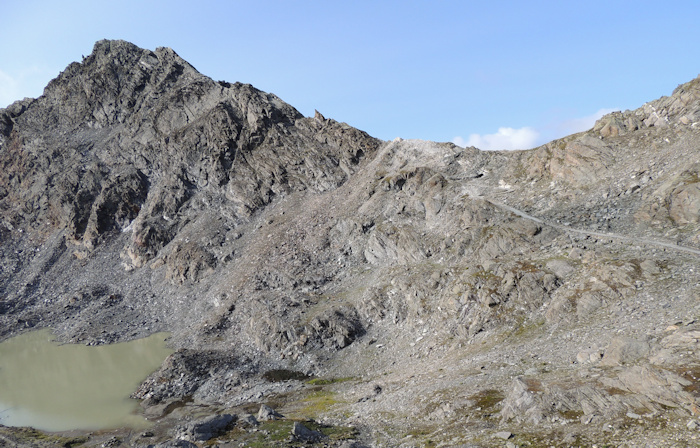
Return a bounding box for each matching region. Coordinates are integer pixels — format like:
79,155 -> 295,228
3,2 -> 700,148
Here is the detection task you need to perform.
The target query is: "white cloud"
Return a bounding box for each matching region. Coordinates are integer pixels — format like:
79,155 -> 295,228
0,66 -> 54,109
453,108 -> 620,151
551,108 -> 619,137
453,126 -> 540,151
0,70 -> 21,108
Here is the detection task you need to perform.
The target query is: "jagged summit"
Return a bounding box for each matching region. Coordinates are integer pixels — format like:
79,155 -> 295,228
15,39 -> 303,133
0,39 -> 378,260
1,41 -> 700,446
593,74 -> 700,137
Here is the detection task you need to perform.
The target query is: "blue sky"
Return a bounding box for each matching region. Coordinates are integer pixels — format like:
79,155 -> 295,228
1,1 -> 699,150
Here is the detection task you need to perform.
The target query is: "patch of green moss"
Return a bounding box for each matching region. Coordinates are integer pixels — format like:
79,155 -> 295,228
246,420 -> 294,447
469,389 -> 504,410
298,389 -> 342,417
515,260 -> 540,273
676,366 -> 700,395
509,316 -> 545,341
604,386 -> 628,396
222,419 -> 358,448
263,369 -> 310,382
6,428 -> 88,447
405,427 -> 438,448
303,419 -> 359,441
306,376 -> 354,386
559,409 -> 584,420
522,377 -> 544,393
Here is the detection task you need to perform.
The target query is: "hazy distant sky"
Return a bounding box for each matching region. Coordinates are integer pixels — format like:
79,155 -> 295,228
1,1 -> 699,150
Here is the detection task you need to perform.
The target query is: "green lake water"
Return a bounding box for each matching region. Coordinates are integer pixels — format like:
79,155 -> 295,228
0,329 -> 173,432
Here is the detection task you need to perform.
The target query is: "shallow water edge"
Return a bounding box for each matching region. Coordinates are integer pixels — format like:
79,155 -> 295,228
0,329 -> 173,432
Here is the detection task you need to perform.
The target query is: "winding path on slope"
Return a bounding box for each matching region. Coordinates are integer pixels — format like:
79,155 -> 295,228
485,198 -> 700,257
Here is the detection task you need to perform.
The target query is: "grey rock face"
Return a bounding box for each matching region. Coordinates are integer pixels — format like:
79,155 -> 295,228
256,404 -> 283,421
0,38 -> 378,265
600,337 -> 651,366
291,421 -> 325,443
174,414 -> 235,441
0,39 -> 380,348
133,349 -> 252,404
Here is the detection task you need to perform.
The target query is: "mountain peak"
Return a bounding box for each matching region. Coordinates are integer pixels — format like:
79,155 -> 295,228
86,39 -> 193,70
27,39 -> 204,131
0,39 -> 379,260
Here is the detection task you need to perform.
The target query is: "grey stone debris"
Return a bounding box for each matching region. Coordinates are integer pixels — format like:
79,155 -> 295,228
239,414 -> 259,427
493,431 -> 513,440
175,414 -> 235,442
153,441 -> 198,448
256,404 -> 283,421
291,421 -> 325,443
338,442 -> 370,448
601,337 -> 651,366
101,437 -> 121,447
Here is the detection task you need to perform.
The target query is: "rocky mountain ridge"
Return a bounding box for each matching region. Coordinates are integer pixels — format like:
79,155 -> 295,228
0,40 -> 699,447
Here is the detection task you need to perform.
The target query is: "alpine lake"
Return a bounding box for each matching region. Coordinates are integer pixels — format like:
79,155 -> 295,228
0,329 -> 173,432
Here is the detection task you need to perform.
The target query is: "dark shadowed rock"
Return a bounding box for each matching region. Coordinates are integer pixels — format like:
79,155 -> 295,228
153,441 -> 198,448
174,414 -> 235,442
291,421 -> 324,443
